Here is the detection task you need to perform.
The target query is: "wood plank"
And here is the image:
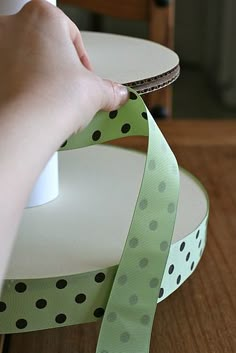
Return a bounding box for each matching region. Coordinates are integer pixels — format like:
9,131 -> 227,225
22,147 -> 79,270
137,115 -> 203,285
159,120 -> 236,146
109,120 -> 236,149
7,121 -> 236,353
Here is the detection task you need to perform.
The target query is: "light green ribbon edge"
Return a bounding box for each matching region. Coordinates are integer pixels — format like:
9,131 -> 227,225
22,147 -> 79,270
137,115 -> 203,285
0,90 -> 179,348
63,90 -> 180,353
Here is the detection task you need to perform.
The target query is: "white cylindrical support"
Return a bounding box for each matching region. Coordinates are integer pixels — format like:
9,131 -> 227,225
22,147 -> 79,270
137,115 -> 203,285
0,0 -> 29,14
0,0 -> 56,15
27,153 -> 59,208
1,0 -> 59,207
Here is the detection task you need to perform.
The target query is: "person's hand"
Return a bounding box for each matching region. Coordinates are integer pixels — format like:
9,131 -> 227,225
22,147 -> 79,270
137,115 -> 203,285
0,0 -> 129,136
0,0 -> 129,290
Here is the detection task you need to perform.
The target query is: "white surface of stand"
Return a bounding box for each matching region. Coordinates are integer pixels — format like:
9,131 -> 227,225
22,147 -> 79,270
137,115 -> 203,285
8,146 -> 208,279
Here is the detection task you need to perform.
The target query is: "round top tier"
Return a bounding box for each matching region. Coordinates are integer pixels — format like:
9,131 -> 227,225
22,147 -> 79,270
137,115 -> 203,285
82,31 -> 180,94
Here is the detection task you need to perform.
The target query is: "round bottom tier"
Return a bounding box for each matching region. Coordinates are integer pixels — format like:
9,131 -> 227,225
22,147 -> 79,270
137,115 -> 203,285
0,145 -> 208,333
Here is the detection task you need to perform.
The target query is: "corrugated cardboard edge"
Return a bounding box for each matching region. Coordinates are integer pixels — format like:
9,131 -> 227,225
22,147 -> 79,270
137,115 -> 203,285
124,64 -> 180,94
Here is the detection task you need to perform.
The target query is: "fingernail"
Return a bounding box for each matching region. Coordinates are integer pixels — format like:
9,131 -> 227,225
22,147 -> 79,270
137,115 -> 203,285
117,84 -> 129,105
80,54 -> 93,71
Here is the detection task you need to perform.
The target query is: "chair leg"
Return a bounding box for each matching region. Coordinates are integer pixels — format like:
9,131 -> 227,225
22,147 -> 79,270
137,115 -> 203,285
90,12 -> 103,31
147,0 -> 175,119
149,87 -> 172,120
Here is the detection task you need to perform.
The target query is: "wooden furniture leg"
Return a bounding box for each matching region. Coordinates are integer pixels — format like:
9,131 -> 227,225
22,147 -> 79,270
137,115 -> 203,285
147,0 -> 175,118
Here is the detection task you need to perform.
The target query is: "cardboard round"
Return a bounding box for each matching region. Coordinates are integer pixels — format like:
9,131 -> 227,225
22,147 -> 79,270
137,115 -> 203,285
82,31 -> 180,93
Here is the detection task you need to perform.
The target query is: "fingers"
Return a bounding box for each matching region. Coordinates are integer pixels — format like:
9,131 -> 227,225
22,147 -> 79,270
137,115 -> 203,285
8,0 -> 128,114
100,80 -> 129,112
20,0 -> 92,71
29,0 -> 93,71
67,19 -> 93,71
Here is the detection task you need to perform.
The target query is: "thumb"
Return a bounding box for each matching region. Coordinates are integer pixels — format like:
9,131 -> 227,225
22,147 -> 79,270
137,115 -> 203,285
99,79 -> 129,112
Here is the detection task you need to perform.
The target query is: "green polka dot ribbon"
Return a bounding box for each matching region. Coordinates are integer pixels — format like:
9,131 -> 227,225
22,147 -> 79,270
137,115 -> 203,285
60,90 -> 179,353
0,90 -> 181,346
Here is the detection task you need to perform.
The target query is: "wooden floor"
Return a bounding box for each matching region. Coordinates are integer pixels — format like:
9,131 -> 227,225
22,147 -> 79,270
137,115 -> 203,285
1,120 -> 236,353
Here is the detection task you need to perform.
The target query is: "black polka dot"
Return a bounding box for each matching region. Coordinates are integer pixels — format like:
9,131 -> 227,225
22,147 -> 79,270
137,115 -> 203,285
129,92 -> 138,100
35,299 -> 47,309
160,241 -> 168,251
148,159 -> 156,170
94,307 -> 105,318
149,278 -> 159,288
60,140 -> 67,148
149,220 -> 158,231
141,112 -> 147,120
159,288 -> 164,298
139,199 -> 148,210
196,230 -> 200,239
186,252 -> 190,262
92,130 -> 101,141
15,282 -> 27,293
129,294 -> 138,305
107,312 -> 117,322
109,110 -> 118,119
0,302 -> 6,312
180,242 -> 185,252
168,202 -> 175,214
16,319 -> 27,329
129,237 -> 139,248
95,272 -> 105,283
139,258 -> 149,268
75,293 -> 86,304
168,264 -> 174,274
140,314 -> 150,326
191,262 -> 195,271
121,123 -> 131,134
56,279 -> 67,289
177,275 -> 181,285
158,181 -> 166,192
55,313 -> 67,324
198,239 -> 202,248
120,331 -> 130,343
118,274 -> 128,285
